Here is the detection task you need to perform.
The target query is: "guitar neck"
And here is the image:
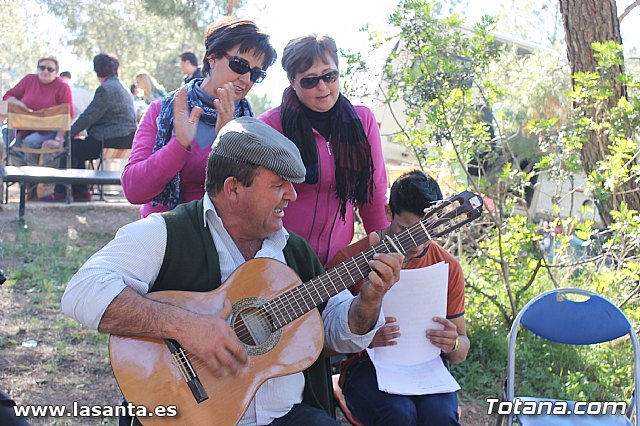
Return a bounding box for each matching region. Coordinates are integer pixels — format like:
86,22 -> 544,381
263,190 -> 482,331
264,214 -> 439,331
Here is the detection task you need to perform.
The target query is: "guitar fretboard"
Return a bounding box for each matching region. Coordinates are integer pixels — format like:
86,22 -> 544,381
259,190 -> 482,331
263,204 -> 455,330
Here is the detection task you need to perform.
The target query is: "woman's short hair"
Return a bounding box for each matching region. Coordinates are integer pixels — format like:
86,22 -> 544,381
37,56 -> 59,72
201,17 -> 276,77
281,34 -> 338,80
93,53 -> 119,78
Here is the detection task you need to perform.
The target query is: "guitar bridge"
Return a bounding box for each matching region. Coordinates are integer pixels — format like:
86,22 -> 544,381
165,339 -> 208,403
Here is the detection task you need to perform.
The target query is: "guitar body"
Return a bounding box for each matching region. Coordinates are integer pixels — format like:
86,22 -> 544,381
109,258 -> 324,425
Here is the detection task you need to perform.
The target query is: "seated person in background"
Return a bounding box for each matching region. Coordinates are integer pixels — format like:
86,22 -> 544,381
2,56 -> 74,166
41,53 -> 137,202
328,170 -> 470,426
180,51 -> 203,85
61,111 -> 403,425
133,71 -> 166,104
59,70 -> 93,124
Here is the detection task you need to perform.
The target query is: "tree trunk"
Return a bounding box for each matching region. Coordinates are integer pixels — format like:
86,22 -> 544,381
559,0 -> 640,226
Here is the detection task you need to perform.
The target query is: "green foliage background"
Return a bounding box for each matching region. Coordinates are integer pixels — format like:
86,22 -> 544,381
345,0 -> 640,406
0,0 -> 247,94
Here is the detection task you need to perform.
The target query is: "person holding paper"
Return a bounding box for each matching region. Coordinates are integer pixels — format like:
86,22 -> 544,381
328,170 -> 469,426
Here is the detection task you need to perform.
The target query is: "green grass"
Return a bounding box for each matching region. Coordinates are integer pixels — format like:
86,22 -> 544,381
454,321 -> 635,404
0,214 -> 126,425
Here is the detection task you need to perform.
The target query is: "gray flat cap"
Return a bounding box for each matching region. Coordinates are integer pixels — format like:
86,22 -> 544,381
212,117 -> 306,183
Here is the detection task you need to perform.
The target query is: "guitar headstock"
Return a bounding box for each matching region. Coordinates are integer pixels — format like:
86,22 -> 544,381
422,191 -> 484,239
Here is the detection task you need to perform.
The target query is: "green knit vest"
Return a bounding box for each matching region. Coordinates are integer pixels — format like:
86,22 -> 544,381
152,199 -> 335,417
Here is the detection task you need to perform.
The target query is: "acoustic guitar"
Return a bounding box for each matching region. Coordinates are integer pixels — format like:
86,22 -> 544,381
109,191 -> 484,425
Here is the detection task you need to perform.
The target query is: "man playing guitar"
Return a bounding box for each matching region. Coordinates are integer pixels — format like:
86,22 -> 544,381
61,89 -> 402,426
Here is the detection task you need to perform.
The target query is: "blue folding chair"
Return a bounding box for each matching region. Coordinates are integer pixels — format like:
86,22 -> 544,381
503,288 -> 639,425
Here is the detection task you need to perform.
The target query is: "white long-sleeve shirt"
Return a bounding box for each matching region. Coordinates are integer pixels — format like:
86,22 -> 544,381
62,196 -> 383,425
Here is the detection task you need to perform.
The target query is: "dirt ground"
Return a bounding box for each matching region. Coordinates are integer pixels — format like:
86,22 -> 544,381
0,198 -> 139,425
0,196 -> 493,425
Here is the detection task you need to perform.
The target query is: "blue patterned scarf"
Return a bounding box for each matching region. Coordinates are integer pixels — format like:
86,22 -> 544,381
152,79 -> 253,210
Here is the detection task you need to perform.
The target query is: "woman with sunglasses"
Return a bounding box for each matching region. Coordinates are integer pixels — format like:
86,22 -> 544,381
41,53 -> 137,202
260,34 -> 389,266
122,17 -> 276,217
2,56 -> 74,165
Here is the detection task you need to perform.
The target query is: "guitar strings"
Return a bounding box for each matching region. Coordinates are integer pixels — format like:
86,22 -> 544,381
228,202 -> 458,337
259,201 -> 458,325
168,200 -> 468,373
228,201 -> 460,335
180,201 -> 462,348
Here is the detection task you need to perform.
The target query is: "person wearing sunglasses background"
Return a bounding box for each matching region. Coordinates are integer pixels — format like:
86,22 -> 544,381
2,56 -> 74,166
122,16 -> 276,217
40,53 -> 137,203
260,34 -> 389,266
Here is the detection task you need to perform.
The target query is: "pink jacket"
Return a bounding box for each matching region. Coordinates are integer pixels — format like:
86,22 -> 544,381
121,101 -> 208,217
260,105 -> 389,266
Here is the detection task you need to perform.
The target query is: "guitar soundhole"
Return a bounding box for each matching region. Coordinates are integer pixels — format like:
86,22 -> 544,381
231,298 -> 281,356
233,307 -> 273,346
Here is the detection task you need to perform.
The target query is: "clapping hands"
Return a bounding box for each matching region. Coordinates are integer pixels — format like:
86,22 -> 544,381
173,87 -> 202,148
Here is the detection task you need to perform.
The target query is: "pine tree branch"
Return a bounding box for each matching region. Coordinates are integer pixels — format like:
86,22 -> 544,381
620,0 -> 640,22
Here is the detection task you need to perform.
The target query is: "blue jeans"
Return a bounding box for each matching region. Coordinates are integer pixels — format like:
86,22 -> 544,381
269,403 -> 339,425
342,356 -> 460,426
22,131 -> 57,165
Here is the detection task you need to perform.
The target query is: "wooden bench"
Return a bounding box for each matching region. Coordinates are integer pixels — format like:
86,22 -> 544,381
1,166 -> 122,222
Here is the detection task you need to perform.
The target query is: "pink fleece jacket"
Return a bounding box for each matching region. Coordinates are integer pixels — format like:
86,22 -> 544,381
121,101 -> 208,217
260,105 -> 389,266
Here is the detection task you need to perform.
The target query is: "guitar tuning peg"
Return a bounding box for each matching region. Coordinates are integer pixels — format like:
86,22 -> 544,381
423,199 -> 444,215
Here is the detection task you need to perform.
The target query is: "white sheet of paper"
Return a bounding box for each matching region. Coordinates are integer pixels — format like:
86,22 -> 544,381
366,349 -> 461,395
373,262 -> 448,365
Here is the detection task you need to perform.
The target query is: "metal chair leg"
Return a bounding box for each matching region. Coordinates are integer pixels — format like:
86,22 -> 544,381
18,182 -> 26,225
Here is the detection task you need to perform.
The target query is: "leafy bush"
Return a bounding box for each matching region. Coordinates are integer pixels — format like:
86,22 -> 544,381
349,0 -> 640,404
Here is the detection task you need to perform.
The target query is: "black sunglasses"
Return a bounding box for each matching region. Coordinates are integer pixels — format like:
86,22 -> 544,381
298,70 -> 339,90
222,53 -> 266,83
38,65 -> 56,73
